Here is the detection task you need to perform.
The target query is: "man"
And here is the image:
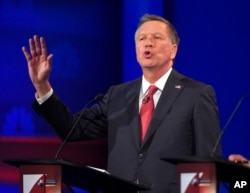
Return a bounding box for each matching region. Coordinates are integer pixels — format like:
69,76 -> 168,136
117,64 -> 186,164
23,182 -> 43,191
22,14 -> 222,193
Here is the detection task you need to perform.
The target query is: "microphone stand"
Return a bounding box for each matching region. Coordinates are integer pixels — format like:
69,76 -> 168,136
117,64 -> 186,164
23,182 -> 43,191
54,94 -> 104,159
211,92 -> 250,157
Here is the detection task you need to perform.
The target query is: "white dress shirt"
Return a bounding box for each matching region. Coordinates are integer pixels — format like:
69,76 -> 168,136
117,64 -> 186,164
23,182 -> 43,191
139,68 -> 172,110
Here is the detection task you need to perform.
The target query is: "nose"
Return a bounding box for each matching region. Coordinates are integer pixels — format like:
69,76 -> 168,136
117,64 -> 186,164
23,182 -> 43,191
145,37 -> 154,47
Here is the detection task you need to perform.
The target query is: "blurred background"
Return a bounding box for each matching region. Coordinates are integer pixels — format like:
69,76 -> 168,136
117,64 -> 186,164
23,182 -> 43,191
0,0 -> 250,192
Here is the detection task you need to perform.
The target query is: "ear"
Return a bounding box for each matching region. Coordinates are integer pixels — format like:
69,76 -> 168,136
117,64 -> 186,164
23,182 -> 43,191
170,44 -> 178,60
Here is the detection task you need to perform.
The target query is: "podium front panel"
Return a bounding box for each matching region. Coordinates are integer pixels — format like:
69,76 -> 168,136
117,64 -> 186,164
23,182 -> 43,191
20,165 -> 62,193
178,162 -> 217,193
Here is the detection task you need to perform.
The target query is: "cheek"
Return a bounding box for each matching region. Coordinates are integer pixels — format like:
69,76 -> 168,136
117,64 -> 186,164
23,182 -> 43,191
135,46 -> 141,62
135,45 -> 143,57
136,43 -> 142,51
159,46 -> 172,57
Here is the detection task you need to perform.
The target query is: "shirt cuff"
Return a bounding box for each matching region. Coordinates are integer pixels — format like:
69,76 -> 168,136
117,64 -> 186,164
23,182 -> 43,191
36,88 -> 53,105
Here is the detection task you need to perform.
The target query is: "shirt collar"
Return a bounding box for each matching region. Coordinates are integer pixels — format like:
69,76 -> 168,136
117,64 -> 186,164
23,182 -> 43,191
141,68 -> 172,96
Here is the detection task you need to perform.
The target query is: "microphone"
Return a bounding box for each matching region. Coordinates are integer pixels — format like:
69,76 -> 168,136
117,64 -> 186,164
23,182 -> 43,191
210,92 -> 250,157
54,93 -> 104,159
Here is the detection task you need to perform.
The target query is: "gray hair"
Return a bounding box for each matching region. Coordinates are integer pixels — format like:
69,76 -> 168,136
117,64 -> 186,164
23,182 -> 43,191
135,14 -> 180,45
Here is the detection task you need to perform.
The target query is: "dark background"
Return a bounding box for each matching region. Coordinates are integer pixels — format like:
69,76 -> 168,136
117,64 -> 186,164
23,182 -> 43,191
1,0 -> 249,192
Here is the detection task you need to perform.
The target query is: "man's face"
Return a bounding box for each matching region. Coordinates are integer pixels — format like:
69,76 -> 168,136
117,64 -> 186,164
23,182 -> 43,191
135,21 -> 177,72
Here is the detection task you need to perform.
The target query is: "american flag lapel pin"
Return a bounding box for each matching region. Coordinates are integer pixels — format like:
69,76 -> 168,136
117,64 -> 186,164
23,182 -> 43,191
175,85 -> 182,89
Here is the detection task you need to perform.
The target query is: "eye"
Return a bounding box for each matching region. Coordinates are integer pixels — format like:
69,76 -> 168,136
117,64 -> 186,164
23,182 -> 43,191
139,37 -> 146,41
155,36 -> 162,39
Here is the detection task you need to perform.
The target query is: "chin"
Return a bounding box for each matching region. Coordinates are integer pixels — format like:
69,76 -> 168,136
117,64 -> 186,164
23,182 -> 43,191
139,60 -> 152,66
143,63 -> 156,68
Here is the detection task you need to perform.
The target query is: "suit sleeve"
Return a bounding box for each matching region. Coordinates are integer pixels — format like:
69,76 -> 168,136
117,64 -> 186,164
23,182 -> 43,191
193,85 -> 222,156
32,92 -> 108,141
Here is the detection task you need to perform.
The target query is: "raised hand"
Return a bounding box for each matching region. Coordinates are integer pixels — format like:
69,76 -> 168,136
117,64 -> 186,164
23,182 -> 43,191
22,35 -> 53,97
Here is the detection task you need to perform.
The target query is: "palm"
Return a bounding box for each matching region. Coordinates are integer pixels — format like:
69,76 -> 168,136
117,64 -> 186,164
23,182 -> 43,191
28,55 -> 50,85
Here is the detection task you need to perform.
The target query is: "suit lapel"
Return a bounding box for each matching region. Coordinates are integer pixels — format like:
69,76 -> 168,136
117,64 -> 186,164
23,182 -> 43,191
125,79 -> 141,149
141,69 -> 186,147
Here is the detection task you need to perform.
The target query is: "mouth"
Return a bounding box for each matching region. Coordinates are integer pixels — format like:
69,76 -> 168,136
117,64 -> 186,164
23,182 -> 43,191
143,51 -> 153,59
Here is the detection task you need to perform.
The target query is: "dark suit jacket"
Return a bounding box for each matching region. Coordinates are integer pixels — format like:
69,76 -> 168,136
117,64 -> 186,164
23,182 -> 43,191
33,69 -> 222,193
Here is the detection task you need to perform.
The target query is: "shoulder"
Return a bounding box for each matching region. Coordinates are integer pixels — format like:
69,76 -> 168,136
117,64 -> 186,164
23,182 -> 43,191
169,69 -> 217,102
102,77 -> 142,102
109,77 -> 142,93
170,69 -> 213,89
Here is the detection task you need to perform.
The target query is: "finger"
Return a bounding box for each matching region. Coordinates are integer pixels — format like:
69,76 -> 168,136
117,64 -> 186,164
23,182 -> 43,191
29,37 -> 37,57
47,54 -> 53,62
40,37 -> 48,58
22,46 -> 32,61
229,154 -> 241,160
46,54 -> 54,69
229,154 -> 248,162
34,35 -> 41,56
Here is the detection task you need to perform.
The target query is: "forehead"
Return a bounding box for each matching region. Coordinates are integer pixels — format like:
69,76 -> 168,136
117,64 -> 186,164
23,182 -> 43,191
137,20 -> 168,35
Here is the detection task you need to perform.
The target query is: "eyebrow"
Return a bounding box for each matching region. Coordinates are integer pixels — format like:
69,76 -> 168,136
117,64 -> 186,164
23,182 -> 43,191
138,32 -> 164,36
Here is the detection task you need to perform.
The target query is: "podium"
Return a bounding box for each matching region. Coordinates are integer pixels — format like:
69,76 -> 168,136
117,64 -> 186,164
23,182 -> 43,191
4,158 -> 151,193
162,156 -> 250,193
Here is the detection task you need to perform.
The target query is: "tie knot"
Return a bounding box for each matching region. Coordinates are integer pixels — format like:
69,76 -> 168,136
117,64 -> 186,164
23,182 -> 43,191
148,85 -> 158,96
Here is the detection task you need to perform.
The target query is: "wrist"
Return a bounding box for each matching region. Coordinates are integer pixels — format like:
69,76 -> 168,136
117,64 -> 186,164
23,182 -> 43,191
34,82 -> 52,98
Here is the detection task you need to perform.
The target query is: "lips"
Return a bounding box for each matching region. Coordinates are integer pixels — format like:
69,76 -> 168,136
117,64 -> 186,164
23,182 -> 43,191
143,51 -> 152,58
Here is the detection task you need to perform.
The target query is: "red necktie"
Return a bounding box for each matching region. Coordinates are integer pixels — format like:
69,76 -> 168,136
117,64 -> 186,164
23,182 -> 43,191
140,85 -> 158,141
